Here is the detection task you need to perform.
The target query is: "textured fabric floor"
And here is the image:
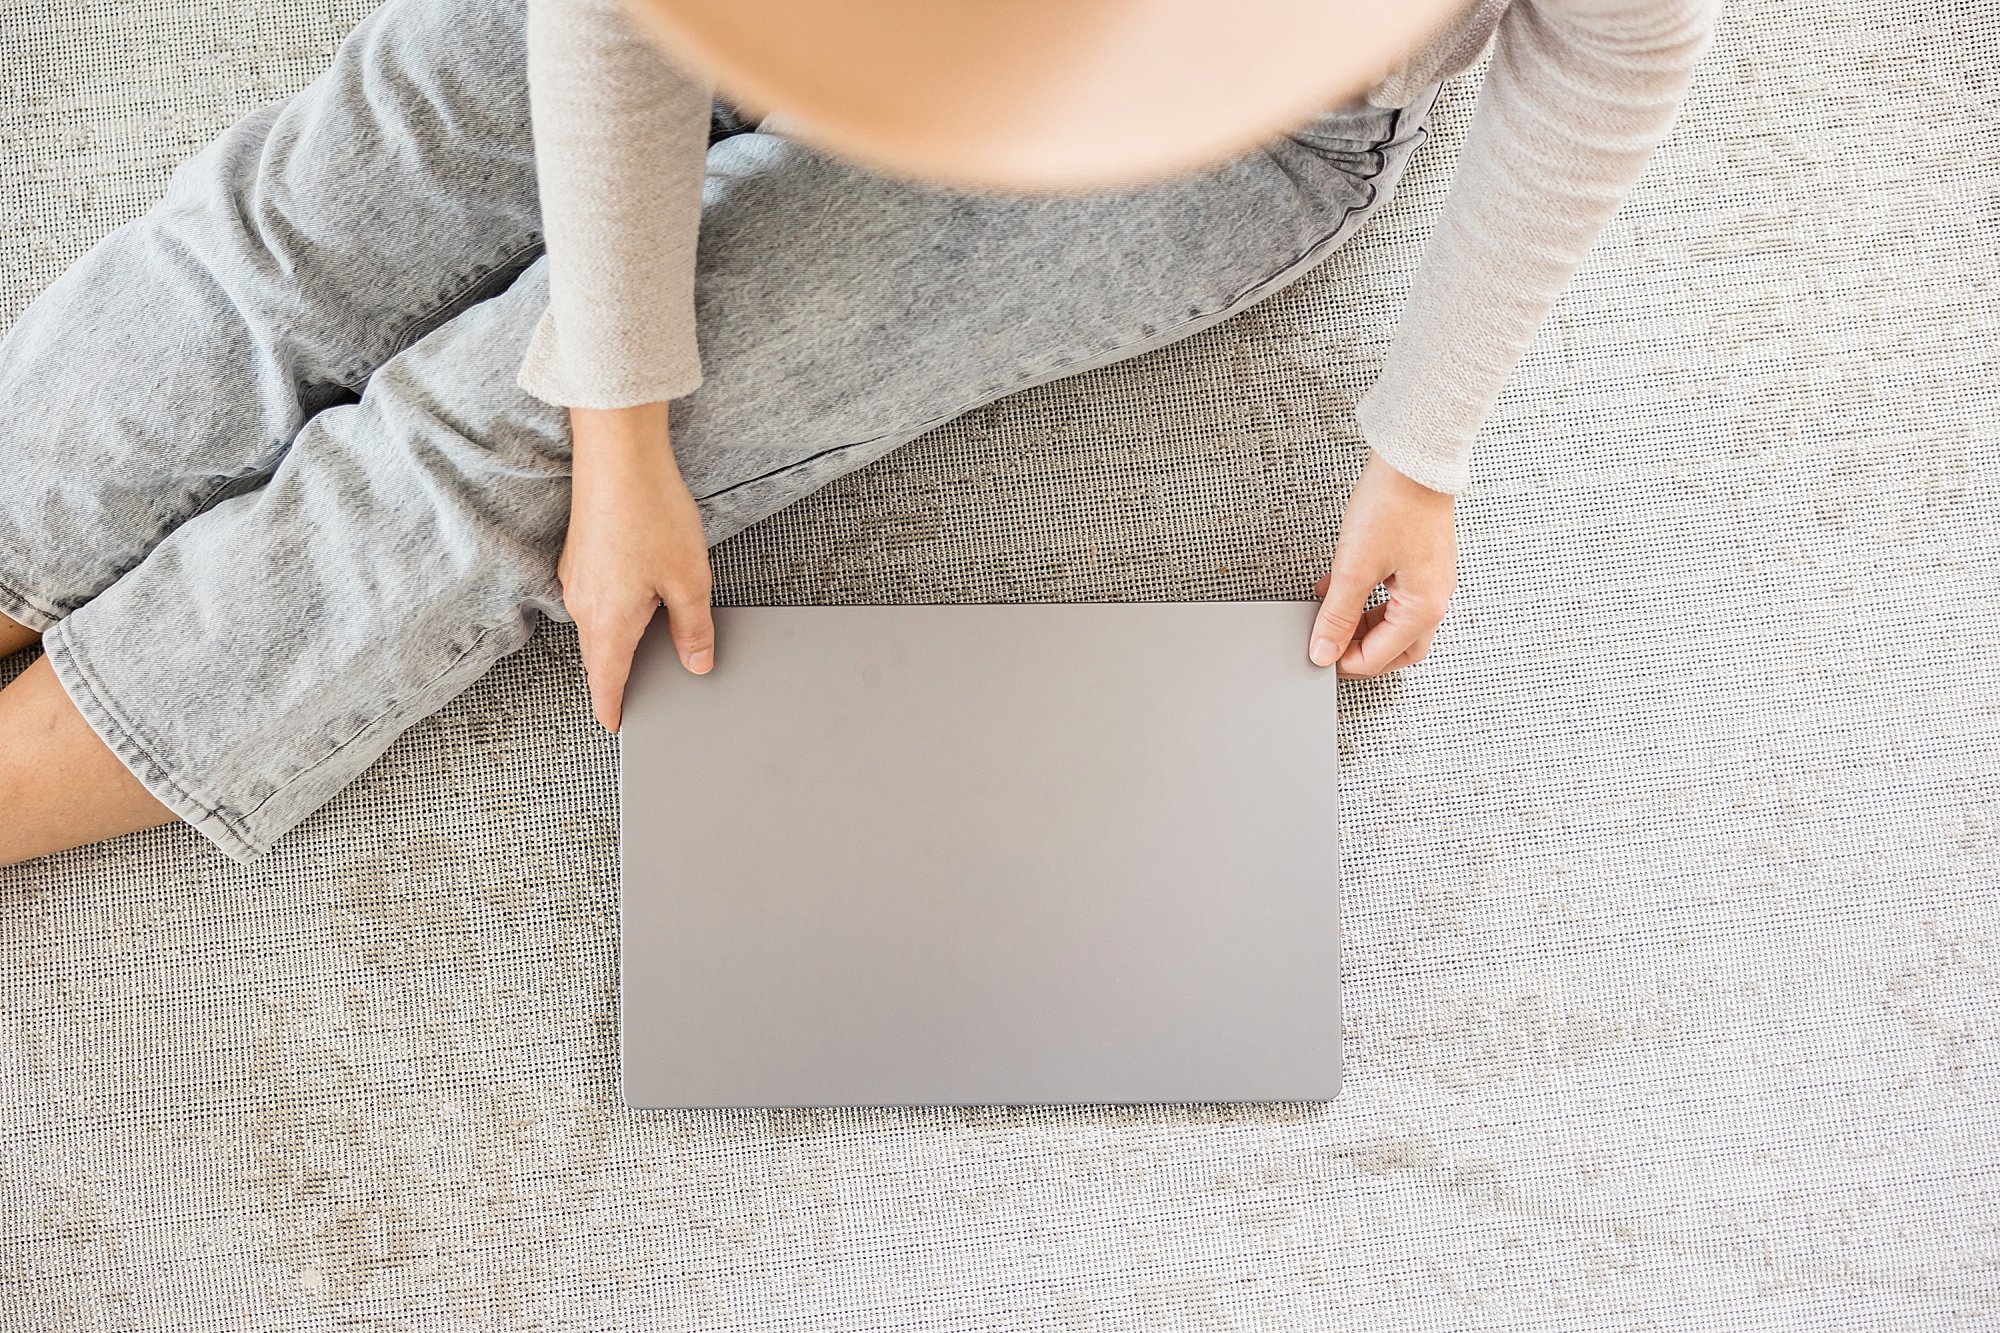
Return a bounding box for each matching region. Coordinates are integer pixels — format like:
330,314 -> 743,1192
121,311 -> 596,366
3,1 -> 1996,1329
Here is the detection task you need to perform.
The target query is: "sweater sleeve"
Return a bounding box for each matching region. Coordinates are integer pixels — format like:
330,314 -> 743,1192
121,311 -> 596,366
1354,0 -> 1722,494
517,0 -> 713,409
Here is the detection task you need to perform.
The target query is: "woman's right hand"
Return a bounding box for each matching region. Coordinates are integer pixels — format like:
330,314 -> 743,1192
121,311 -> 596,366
560,402 -> 714,733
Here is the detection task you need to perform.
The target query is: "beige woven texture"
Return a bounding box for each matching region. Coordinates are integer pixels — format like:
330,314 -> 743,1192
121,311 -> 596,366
3,1 -> 1996,1328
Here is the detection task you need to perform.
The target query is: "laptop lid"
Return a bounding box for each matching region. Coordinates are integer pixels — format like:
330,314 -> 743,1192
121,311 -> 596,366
617,600 -> 1342,1109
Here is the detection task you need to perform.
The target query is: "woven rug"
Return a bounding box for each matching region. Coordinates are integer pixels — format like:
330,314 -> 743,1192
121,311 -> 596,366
3,0 -> 1996,1328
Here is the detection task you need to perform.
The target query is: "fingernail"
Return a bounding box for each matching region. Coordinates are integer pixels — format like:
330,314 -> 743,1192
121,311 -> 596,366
688,648 -> 712,673
1309,634 -> 1335,667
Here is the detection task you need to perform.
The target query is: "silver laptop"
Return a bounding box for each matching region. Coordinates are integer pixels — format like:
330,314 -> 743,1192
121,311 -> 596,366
617,600 -> 1342,1109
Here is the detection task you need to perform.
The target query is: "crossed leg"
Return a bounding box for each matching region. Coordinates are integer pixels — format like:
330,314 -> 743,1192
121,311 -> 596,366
0,0 -> 544,867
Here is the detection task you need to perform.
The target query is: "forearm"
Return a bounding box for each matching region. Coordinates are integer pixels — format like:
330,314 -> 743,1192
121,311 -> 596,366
1358,0 -> 1721,494
520,0 -> 712,408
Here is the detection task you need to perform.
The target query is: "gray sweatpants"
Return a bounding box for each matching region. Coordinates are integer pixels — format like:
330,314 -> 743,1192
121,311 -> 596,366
0,0 -> 1438,863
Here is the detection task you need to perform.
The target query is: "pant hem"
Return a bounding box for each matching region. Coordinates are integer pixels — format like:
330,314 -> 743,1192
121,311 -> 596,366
0,566 -> 59,635
42,617 -> 270,865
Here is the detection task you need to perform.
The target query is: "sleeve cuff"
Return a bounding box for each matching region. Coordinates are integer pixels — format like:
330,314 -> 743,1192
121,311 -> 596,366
1354,391 -> 1475,496
516,307 -> 705,409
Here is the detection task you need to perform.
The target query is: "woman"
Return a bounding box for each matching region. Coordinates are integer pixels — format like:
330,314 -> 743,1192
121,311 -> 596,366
0,0 -> 1721,866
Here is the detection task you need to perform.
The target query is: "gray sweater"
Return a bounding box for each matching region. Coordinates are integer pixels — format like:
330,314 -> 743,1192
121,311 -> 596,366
518,0 -> 1723,494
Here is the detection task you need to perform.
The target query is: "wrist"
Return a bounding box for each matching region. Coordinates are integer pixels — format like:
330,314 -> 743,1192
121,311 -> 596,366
570,402 -> 672,458
1364,446 -> 1454,506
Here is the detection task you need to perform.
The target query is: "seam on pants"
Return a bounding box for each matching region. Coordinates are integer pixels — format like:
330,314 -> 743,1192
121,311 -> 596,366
42,617 -> 261,862
696,103 -> 1429,509
176,454 -> 295,538
338,236 -> 546,394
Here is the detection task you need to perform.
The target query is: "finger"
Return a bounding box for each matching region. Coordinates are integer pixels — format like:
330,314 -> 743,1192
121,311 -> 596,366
1319,597 -> 1387,669
659,560 -> 716,676
1383,629 -> 1438,673
1309,563 -> 1379,668
1336,600 -> 1425,679
576,599 -> 656,733
1335,601 -> 1391,671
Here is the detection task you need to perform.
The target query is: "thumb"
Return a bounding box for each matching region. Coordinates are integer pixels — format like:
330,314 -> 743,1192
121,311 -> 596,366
1310,558 -> 1376,669
662,585 -> 715,675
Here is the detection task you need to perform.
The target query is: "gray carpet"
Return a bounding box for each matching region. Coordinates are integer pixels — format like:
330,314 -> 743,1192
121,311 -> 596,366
4,0 -> 1997,1328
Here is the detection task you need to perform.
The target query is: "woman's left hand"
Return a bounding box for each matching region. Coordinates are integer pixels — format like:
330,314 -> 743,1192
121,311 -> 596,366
1309,448 -> 1457,676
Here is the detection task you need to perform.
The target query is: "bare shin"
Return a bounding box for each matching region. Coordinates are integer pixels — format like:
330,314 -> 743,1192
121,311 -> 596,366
0,654 -> 178,868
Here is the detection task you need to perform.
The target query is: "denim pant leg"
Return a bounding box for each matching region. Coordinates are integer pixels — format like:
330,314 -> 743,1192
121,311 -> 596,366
673,88 -> 1441,541
0,0 -> 537,635
42,88 -> 1439,864
43,271 -> 573,862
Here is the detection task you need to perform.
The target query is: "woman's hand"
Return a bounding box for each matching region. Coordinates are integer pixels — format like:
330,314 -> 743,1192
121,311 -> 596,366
1309,448 -> 1457,676
561,403 -> 714,732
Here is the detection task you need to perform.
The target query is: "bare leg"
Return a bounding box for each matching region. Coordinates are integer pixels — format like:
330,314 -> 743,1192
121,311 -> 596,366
0,613 -> 39,658
0,655 -> 176,868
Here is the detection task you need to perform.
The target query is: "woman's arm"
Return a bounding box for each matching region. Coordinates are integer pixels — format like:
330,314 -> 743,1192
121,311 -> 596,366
1356,0 -> 1724,494
1313,0 -> 1723,676
520,0 -> 713,407
522,0 -> 719,727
